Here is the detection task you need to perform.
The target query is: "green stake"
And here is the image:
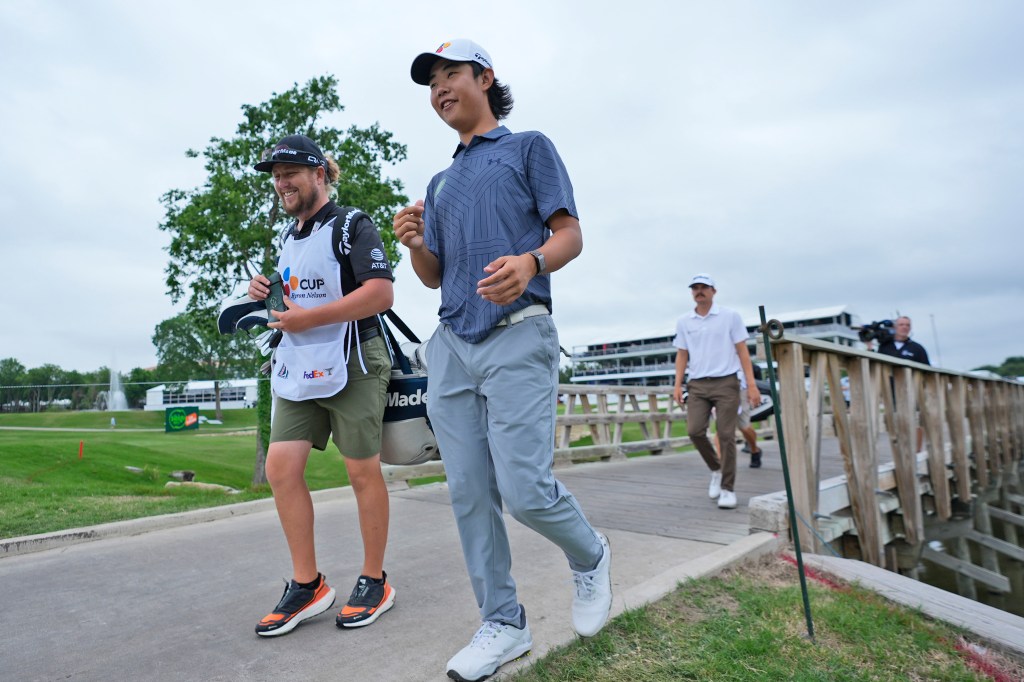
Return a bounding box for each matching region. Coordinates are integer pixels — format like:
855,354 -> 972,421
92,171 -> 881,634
759,305 -> 815,641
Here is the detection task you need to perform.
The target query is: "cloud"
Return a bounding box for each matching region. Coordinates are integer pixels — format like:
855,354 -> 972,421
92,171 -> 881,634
1,0 -> 1020,374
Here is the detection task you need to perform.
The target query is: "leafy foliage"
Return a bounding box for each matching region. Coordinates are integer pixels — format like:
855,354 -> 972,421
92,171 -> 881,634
158,75 -> 408,311
151,310 -> 251,385
973,355 -> 1024,378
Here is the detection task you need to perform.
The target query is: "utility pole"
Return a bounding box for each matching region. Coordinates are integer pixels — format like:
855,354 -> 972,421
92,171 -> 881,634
930,313 -> 942,367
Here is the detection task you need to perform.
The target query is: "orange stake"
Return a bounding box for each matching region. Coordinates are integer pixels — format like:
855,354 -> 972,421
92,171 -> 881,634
79,441 -> 84,459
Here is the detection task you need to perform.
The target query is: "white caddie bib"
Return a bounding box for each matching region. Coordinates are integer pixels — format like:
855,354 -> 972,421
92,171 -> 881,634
271,215 -> 352,401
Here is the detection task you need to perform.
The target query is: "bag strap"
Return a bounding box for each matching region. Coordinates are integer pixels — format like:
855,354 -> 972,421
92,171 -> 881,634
330,205 -> 365,296
383,309 -> 421,344
379,309 -> 423,375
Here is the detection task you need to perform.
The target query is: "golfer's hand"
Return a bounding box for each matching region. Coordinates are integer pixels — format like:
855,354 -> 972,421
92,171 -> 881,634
248,274 -> 270,301
747,385 -> 762,408
477,254 -> 535,306
393,200 -> 426,251
267,297 -> 312,333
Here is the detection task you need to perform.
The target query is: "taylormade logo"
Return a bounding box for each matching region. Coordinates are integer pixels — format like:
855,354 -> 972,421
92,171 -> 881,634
339,209 -> 358,255
388,388 -> 427,407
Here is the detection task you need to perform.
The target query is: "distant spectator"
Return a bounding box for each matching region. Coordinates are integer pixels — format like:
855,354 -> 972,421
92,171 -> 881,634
875,315 -> 929,451
876,316 -> 930,365
673,274 -> 760,510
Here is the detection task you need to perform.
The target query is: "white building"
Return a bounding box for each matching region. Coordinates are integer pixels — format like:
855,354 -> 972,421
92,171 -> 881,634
753,305 -> 862,348
144,379 -> 259,411
570,305 -> 862,386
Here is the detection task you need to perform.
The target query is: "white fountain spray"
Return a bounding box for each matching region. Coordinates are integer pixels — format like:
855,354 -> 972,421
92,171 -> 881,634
108,359 -> 129,411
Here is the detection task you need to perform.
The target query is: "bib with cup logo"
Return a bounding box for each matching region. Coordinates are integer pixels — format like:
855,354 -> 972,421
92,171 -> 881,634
271,216 -> 351,401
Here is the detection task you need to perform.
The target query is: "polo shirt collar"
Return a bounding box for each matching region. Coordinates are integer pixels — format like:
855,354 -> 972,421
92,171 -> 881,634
687,303 -> 720,319
453,125 -> 511,157
292,200 -> 335,236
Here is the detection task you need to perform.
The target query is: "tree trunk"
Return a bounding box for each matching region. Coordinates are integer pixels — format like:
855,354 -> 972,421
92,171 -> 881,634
253,426 -> 268,487
214,379 -> 223,421
252,379 -> 271,486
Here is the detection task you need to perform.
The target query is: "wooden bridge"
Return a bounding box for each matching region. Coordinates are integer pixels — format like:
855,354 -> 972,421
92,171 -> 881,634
382,335 -> 1023,607
751,334 -> 1023,602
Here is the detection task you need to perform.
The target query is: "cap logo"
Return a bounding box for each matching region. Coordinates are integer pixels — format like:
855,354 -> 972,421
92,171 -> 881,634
436,42 -> 451,54
474,52 -> 491,67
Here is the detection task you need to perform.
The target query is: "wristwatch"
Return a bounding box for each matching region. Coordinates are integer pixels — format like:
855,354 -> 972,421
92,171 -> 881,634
529,250 -> 546,275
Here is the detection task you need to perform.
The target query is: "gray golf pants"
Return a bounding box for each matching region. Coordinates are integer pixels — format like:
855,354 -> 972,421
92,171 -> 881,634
425,316 -> 603,625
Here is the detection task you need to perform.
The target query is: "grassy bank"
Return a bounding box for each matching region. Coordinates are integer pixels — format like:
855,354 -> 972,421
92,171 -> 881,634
1,407 -> 687,538
0,409 -> 347,538
512,554 -> 1023,682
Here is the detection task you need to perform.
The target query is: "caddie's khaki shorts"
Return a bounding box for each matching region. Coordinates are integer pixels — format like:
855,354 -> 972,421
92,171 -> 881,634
737,398 -> 752,430
270,335 -> 390,459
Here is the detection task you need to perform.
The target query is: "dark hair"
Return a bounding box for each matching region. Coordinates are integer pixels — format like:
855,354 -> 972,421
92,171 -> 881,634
471,62 -> 513,120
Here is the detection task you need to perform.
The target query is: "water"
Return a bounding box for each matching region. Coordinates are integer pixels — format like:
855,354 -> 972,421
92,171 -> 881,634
108,366 -> 129,411
918,520 -> 1024,617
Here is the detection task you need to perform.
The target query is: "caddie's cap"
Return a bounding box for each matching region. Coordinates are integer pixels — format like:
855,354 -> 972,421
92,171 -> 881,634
689,273 -> 716,288
411,39 -> 494,85
254,134 -> 327,173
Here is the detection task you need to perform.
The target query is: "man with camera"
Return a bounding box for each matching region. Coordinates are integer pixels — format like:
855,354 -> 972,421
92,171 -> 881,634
875,316 -> 930,365
867,315 -> 930,452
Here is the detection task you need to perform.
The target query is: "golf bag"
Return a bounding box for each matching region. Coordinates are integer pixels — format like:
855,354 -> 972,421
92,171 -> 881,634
379,310 -> 439,466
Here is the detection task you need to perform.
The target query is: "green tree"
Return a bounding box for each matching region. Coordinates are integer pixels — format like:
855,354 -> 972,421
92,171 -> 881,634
159,75 -> 407,311
124,366 -> 157,409
157,75 -> 408,484
23,364 -> 63,412
152,311 -> 252,420
0,357 -> 26,412
973,356 -> 1024,378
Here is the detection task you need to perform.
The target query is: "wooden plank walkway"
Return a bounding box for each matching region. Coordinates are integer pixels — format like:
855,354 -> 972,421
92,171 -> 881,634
395,437 -> 849,546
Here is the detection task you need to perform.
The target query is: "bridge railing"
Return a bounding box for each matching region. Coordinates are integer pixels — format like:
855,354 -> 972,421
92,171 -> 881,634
382,385 -> 775,484
382,385 -> 683,483
768,334 -> 1023,568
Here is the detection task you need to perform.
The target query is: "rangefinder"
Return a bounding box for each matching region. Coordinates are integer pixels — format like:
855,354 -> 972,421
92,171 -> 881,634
265,272 -> 286,320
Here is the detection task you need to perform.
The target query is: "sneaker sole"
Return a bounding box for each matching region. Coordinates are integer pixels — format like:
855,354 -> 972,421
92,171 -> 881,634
446,642 -> 532,682
337,585 -> 396,628
256,586 -> 337,637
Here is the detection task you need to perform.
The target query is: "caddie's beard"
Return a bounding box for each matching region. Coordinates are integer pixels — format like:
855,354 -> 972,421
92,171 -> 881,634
282,186 -> 320,219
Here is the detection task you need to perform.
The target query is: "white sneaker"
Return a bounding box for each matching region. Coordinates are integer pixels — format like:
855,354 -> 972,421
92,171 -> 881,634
446,608 -> 532,682
708,471 -> 723,499
572,532 -> 612,637
718,490 -> 737,509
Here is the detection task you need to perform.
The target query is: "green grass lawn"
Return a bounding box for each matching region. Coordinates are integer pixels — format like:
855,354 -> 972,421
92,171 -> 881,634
511,554 -> 1023,681
0,409 -> 349,538
1,406 -> 698,538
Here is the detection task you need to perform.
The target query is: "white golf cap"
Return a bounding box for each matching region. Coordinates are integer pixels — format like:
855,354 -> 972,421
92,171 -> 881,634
411,39 -> 494,85
689,273 -> 716,288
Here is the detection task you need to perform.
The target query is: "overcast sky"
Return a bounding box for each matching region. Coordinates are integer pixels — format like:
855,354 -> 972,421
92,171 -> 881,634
2,0 -> 1021,376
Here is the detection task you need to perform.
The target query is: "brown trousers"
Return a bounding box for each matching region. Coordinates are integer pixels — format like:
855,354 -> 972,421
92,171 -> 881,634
686,375 -> 740,492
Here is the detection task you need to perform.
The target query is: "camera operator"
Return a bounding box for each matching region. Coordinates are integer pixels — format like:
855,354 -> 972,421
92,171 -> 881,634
875,316 -> 930,366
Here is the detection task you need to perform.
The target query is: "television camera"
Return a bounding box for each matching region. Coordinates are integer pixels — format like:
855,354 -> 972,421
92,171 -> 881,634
857,319 -> 895,345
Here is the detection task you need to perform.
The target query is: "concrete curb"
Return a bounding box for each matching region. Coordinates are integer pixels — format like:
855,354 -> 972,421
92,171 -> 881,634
616,531 -> 784,614
0,486 -> 357,559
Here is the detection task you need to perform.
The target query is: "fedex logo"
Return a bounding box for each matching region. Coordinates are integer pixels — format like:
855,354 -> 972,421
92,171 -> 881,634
303,368 -> 334,380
